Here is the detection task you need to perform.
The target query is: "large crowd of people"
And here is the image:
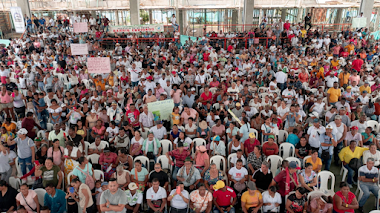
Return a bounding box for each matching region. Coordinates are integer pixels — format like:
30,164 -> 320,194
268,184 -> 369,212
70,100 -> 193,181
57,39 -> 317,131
0,12 -> 379,213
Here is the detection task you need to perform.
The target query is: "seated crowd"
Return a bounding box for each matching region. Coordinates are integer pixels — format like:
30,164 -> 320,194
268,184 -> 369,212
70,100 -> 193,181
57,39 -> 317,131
1,13 -> 380,213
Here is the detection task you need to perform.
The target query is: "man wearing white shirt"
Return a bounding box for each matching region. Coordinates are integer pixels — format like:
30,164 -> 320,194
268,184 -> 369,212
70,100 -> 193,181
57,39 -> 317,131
89,16 -> 96,29
139,105 -> 154,130
275,71 -> 287,91
129,63 -> 141,88
307,119 -> 326,150
171,14 -> 179,32
81,15 -> 88,23
325,72 -> 339,88
150,121 -> 167,140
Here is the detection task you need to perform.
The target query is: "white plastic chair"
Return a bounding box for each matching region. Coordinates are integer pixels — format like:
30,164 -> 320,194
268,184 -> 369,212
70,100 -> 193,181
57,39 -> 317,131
67,171 -> 74,185
249,128 -> 258,139
94,169 -> 105,181
34,188 -> 46,206
46,123 -> 54,131
86,154 -> 100,164
266,155 -> 283,175
9,177 -> 21,191
340,162 -> 348,182
156,155 -> 172,171
302,156 -> 311,168
316,171 -> 335,196
134,155 -> 150,171
192,138 -> 207,157
307,190 -> 325,201
141,127 -> 150,139
277,130 -> 288,144
369,210 -> 380,213
279,143 -> 295,159
210,155 -> 227,174
227,153 -> 237,170
285,157 -> 301,168
100,140 -> 110,148
213,103 -> 220,110
367,120 -> 380,133
160,139 -> 173,155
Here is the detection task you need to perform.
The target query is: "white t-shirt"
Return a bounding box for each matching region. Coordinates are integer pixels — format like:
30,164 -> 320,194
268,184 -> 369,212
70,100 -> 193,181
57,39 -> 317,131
171,17 -> 177,25
230,156 -> 246,166
228,167 -> 248,181
146,186 -> 167,201
89,142 -> 106,151
129,68 -> 141,82
106,126 -> 119,138
131,137 -> 144,145
262,192 -> 282,212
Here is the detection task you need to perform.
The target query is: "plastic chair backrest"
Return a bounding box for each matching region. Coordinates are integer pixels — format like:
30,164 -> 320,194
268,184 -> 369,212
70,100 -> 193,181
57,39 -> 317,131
279,143 -> 295,159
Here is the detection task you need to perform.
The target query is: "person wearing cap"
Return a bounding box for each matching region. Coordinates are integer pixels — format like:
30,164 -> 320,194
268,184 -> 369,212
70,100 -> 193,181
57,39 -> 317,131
307,117 -> 326,151
167,181 -> 190,213
149,120 -> 167,140
100,178 -> 128,213
166,140 -> 190,182
269,161 -> 300,213
243,131 -> 259,156
209,135 -> 226,157
176,156 -> 201,191
318,124 -> 337,171
125,182 -> 143,213
344,126 -> 362,147
262,135 -> 279,156
142,131 -> 162,160
327,81 -> 341,104
241,181 -> 263,213
212,180 -> 237,213
8,128 -> 35,176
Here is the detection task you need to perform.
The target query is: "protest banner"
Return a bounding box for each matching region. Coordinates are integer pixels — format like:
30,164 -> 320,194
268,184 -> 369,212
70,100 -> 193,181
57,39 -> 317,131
147,99 -> 174,121
71,44 -> 89,55
87,57 -> 111,73
180,35 -> 198,46
352,17 -> 366,28
110,24 -> 164,33
73,22 -> 88,33
10,7 -> 25,33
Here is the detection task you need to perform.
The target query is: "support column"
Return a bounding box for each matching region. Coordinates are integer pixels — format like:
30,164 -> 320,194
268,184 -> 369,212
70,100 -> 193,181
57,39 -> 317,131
224,9 -> 229,26
375,8 -> 380,31
149,10 -> 153,24
359,0 -> 374,28
296,8 -> 303,23
115,11 -> 119,25
232,9 -> 238,31
16,0 -> 31,19
243,0 -> 254,25
178,9 -> 186,35
281,8 -> 287,21
130,0 -> 140,25
335,8 -> 342,24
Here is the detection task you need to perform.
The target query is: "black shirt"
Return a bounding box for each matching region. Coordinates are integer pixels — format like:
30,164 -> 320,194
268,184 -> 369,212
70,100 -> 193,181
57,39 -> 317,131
68,134 -> 83,147
0,186 -> 18,212
295,143 -> 311,157
253,169 -> 273,191
148,171 -> 169,187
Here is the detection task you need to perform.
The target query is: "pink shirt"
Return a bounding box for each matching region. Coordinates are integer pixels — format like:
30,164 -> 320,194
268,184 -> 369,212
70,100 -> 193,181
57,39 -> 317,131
47,146 -> 64,166
195,152 -> 209,168
170,89 -> 182,104
0,92 -> 10,103
349,75 -> 360,84
181,108 -> 197,124
16,190 -> 38,213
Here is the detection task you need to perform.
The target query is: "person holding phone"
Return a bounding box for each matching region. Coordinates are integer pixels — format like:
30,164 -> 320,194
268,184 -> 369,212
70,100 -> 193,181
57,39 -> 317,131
65,185 -> 79,213
167,182 -> 190,213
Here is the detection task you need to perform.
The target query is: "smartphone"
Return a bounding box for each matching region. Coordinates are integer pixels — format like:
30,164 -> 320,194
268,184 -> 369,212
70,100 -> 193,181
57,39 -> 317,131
176,186 -> 181,194
69,187 -> 75,193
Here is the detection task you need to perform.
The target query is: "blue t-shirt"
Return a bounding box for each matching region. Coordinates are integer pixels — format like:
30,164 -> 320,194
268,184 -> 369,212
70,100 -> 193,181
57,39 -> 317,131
39,19 -> 45,25
286,133 -> 300,145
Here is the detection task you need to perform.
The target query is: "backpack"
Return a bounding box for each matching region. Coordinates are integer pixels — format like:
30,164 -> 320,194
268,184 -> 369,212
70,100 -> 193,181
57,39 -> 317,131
78,166 -> 95,190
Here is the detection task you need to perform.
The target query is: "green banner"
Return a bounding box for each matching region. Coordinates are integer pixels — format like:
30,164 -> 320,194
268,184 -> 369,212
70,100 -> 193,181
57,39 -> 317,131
147,99 -> 174,121
180,35 -> 198,46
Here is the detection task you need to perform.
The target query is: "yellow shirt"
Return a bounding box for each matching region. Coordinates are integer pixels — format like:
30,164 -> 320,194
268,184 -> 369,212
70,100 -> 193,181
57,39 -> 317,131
331,60 -> 339,67
2,123 -> 16,132
359,85 -> 371,94
327,88 -> 341,103
171,112 -> 180,125
241,190 -> 262,209
345,45 -> 355,54
305,157 -> 322,173
338,72 -> 350,87
301,30 -> 307,38
93,79 -> 106,91
339,146 -> 369,164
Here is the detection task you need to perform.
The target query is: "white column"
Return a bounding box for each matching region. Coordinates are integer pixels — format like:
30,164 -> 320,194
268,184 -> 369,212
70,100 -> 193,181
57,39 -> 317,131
243,0 -> 254,25
296,8 -> 303,23
16,0 -> 31,18
375,9 -> 380,31
130,0 -> 140,25
359,0 -> 374,28
281,9 -> 287,21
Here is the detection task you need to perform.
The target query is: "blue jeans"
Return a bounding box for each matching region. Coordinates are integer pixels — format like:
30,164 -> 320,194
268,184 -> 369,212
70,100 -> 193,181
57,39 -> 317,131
19,156 -> 33,176
319,153 -> 332,171
131,81 -> 139,88
359,182 -> 379,207
213,206 -> 235,213
172,24 -> 179,32
172,166 -> 180,181
37,111 -> 48,130
344,164 -> 354,184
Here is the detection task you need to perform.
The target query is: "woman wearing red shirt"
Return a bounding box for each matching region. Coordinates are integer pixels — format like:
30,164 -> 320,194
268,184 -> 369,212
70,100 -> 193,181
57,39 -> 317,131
200,86 -> 213,105
298,68 -> 309,83
209,76 -> 220,88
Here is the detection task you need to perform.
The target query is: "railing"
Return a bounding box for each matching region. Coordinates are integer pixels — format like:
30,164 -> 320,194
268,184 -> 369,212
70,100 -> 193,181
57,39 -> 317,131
99,36 -> 273,49
203,23 -> 352,33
